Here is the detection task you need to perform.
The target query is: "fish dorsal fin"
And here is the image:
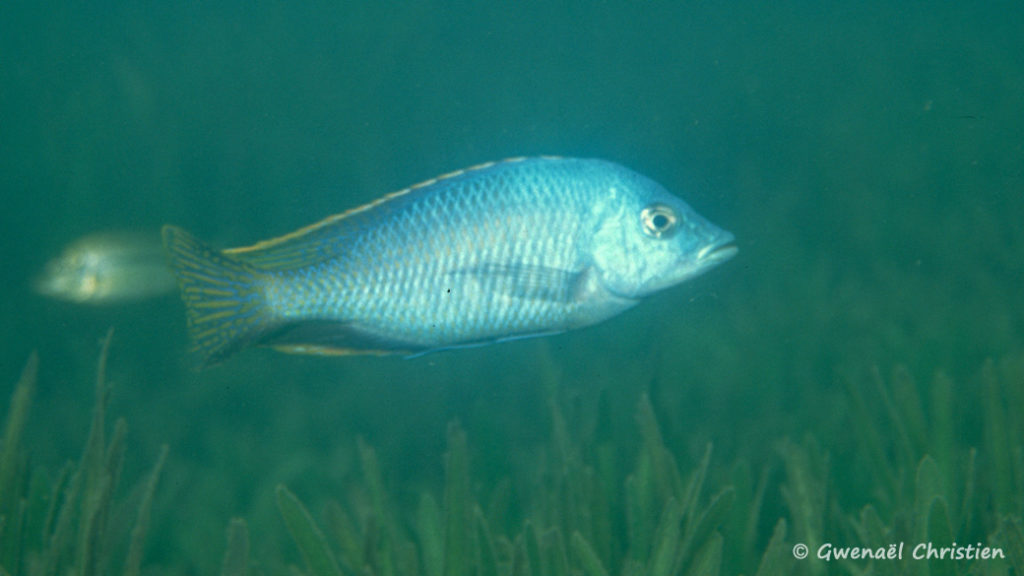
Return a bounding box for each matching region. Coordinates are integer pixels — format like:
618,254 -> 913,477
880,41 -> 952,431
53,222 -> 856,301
225,157 -> 537,271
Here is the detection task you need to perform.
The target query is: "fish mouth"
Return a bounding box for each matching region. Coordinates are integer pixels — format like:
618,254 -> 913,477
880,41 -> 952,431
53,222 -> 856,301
695,233 -> 738,267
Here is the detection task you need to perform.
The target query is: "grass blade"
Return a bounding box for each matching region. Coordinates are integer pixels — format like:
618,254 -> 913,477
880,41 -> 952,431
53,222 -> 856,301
474,507 -> 498,576
417,493 -> 443,576
754,519 -> 789,576
220,518 -> 250,576
276,484 -> 342,576
0,353 -> 37,573
570,532 -> 608,576
1000,516 -> 1024,576
123,444 -> 168,576
688,531 -> 722,576
443,422 -> 471,576
647,498 -> 681,576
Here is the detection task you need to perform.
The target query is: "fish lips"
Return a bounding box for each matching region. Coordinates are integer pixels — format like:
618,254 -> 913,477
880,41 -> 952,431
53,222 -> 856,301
695,233 -> 738,267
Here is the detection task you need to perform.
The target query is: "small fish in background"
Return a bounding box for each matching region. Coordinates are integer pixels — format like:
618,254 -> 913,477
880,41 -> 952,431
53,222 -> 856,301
35,231 -> 176,304
163,157 -> 737,366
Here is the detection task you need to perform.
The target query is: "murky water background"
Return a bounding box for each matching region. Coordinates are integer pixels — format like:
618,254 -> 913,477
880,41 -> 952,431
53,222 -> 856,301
2,2 -> 1021,574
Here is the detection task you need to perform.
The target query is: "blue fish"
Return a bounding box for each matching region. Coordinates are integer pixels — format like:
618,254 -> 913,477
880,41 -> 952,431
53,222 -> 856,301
163,157 -> 736,366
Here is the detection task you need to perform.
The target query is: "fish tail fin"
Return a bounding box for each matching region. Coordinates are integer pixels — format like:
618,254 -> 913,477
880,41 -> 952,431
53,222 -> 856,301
162,225 -> 275,367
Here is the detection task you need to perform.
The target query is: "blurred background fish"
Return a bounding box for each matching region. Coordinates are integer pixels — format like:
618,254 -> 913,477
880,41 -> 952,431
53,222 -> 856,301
34,231 -> 176,304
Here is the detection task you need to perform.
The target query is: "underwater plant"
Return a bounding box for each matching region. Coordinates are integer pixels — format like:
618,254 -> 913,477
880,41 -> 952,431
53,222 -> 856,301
4,337 -> 1024,576
263,398 -> 746,576
250,360 -> 1024,576
0,333 -> 167,576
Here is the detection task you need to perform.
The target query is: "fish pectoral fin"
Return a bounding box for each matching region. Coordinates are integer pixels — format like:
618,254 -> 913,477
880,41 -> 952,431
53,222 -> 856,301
454,263 -> 584,303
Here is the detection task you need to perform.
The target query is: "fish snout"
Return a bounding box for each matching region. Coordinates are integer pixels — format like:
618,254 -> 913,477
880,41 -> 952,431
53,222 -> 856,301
696,232 -> 737,265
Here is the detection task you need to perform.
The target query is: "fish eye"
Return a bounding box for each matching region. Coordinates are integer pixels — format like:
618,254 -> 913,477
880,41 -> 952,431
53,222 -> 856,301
640,204 -> 678,238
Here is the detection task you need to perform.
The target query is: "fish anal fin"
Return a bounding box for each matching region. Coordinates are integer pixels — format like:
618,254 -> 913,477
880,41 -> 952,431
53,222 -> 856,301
272,345 -> 399,357
263,320 -> 413,356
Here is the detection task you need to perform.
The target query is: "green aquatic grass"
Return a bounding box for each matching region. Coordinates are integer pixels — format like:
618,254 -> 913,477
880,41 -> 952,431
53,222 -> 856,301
258,395 -> 752,576
252,358 -> 1022,576
277,484 -> 343,576
4,343 -> 1024,575
0,351 -> 37,574
0,333 -> 167,576
220,519 -> 249,576
813,361 -> 1024,576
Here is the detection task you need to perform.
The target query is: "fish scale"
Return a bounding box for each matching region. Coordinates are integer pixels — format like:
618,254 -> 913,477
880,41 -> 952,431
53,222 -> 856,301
162,157 -> 736,366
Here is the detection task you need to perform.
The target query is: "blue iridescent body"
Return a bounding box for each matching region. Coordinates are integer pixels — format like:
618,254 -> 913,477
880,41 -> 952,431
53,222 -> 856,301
163,157 -> 736,366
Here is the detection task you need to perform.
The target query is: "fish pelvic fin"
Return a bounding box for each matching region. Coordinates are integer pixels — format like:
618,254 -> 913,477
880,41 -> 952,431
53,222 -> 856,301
162,225 -> 275,368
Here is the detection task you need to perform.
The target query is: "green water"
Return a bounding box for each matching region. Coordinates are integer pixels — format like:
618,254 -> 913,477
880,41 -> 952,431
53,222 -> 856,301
2,2 -> 1022,575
